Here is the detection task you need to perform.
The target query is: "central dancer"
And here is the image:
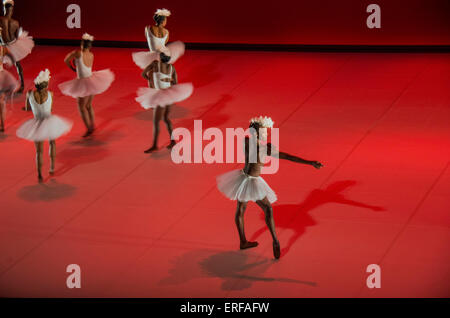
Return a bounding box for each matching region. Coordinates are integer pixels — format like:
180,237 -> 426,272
216,116 -> 323,259
59,33 -> 115,137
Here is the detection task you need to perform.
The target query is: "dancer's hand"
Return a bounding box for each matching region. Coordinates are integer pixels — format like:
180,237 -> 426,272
312,161 -> 323,169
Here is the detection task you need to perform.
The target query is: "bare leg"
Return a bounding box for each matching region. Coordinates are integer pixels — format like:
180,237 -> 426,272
163,105 -> 176,149
16,62 -> 24,94
86,95 -> 95,133
49,140 -> 56,174
235,201 -> 258,249
34,141 -> 44,182
144,106 -> 163,153
77,97 -> 91,137
256,197 -> 280,259
0,94 -> 5,132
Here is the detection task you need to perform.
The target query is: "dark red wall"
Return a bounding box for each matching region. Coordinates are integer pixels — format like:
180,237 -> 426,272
14,0 -> 450,45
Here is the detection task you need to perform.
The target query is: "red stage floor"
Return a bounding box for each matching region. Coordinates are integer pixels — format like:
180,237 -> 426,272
0,46 -> 449,297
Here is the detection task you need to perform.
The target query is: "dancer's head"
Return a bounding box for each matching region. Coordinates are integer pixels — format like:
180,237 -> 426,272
34,69 -> 51,91
154,8 -> 171,27
81,33 -> 94,50
159,46 -> 171,63
249,116 -> 274,142
3,0 -> 13,16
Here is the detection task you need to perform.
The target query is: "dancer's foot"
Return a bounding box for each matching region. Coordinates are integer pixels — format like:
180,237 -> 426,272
273,241 -> 281,259
240,241 -> 259,250
38,174 -> 43,183
167,140 -> 176,149
0,127 -> 4,133
49,169 -> 55,175
82,130 -> 93,138
16,87 -> 24,95
144,146 -> 158,153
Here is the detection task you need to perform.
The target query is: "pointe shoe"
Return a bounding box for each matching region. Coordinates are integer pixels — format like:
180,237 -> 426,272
273,241 -> 281,259
167,140 -> 176,149
38,175 -> 44,183
82,129 -> 93,138
240,241 -> 259,250
49,169 -> 55,175
0,127 -> 4,133
144,146 -> 158,153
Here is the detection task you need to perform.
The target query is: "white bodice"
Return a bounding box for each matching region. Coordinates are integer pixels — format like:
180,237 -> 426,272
29,92 -> 52,120
75,52 -> 92,79
153,62 -> 172,90
145,26 -> 167,51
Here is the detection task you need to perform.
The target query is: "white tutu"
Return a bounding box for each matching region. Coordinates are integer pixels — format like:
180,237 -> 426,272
58,69 -> 115,98
16,115 -> 73,142
216,169 -> 277,204
7,30 -> 34,62
135,83 -> 193,109
0,69 -> 19,93
132,41 -> 185,69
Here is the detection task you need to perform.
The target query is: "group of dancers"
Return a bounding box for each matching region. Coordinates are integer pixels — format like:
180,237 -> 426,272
1,4 -> 324,259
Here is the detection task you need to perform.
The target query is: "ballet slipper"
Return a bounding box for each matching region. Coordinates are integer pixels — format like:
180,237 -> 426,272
240,241 -> 259,250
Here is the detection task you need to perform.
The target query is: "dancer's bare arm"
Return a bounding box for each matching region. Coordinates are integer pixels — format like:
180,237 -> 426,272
64,50 -> 78,72
268,143 -> 323,169
142,61 -> 157,88
171,67 -> 178,85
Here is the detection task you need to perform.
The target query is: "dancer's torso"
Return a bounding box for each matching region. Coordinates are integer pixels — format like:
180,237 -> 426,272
29,91 -> 52,120
153,62 -> 172,90
243,138 -> 269,177
146,26 -> 168,51
75,51 -> 93,79
0,17 -> 19,43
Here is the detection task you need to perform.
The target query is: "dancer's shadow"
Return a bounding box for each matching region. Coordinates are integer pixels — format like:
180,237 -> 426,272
18,179 -> 77,202
250,180 -> 386,257
159,249 -> 316,291
52,146 -> 110,177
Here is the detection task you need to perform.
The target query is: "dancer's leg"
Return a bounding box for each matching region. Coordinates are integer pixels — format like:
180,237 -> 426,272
256,197 -> 280,259
163,105 -> 176,149
144,106 -> 163,153
0,94 -> 5,132
34,141 -> 44,182
77,97 -> 91,136
15,62 -> 24,94
236,201 -> 258,249
49,140 -> 56,174
86,95 -> 95,132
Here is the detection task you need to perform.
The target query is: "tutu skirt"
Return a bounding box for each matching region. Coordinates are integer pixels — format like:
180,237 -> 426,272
16,115 -> 73,142
0,69 -> 19,93
135,83 -> 193,109
132,41 -> 185,69
7,31 -> 34,62
58,69 -> 115,98
216,169 -> 277,204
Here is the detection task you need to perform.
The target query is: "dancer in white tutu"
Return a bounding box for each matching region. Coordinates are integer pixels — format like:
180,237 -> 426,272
132,8 -> 185,69
17,69 -> 73,182
136,47 -> 193,153
216,116 -> 323,259
0,0 -> 34,94
59,33 -> 114,137
0,36 -> 18,132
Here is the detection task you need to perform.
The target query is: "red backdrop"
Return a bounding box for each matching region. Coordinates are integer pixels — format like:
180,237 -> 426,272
14,0 -> 450,45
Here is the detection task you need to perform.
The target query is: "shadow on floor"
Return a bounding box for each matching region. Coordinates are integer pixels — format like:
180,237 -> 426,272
18,179 -> 77,202
250,180 -> 386,257
159,249 -> 316,291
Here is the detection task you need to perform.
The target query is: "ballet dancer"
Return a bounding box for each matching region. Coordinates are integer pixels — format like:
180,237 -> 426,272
216,116 -> 323,259
59,33 -> 114,137
0,33 -> 18,132
132,8 -> 185,70
0,0 -> 34,94
136,47 -> 193,153
16,69 -> 73,182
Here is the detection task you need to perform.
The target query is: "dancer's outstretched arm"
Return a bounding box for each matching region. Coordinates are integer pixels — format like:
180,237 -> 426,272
64,50 -> 78,72
268,143 -> 323,169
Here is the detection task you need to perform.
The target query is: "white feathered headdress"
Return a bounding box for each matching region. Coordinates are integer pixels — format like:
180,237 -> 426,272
3,0 -> 14,6
250,116 -> 274,128
34,69 -> 51,85
155,8 -> 171,17
82,33 -> 94,41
